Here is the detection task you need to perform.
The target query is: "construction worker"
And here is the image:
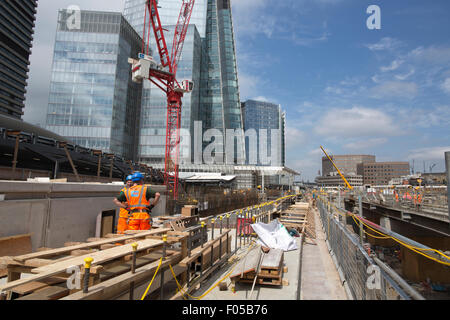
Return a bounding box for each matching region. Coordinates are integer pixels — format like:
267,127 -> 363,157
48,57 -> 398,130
114,172 -> 160,231
113,175 -> 134,234
414,186 -> 422,209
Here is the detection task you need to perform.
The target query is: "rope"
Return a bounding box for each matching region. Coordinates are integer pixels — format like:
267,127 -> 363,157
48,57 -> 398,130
140,257 -> 163,300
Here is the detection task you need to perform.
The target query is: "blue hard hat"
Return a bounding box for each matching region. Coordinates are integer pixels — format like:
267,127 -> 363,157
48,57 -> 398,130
126,175 -> 133,181
132,172 -> 144,182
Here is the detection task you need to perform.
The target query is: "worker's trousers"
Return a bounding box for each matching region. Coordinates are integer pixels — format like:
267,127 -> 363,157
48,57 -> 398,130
117,217 -> 129,234
128,212 -> 152,230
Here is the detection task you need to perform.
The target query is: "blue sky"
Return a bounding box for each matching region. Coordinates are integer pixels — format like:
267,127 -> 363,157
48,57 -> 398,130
24,0 -> 450,181
231,0 -> 450,181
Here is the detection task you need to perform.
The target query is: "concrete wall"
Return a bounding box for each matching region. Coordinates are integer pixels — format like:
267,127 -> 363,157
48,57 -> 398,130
0,181 -> 166,251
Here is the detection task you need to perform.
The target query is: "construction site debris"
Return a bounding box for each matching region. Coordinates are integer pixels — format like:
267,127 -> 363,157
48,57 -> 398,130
251,220 -> 298,251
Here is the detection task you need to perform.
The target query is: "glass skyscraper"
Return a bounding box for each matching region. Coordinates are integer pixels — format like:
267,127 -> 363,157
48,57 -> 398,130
45,10 -> 143,160
0,0 -> 38,119
123,0 -> 243,165
242,99 -> 286,167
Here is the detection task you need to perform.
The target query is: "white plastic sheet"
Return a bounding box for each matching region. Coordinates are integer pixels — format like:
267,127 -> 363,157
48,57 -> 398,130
251,219 -> 298,251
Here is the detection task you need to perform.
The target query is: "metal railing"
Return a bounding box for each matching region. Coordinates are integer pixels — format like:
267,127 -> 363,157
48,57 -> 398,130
317,197 -> 424,300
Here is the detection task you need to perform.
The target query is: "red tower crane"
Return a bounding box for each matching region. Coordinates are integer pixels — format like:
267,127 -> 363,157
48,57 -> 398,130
129,0 -> 195,200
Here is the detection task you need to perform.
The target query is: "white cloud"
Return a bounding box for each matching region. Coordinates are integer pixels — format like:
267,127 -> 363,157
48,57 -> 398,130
441,78 -> 450,94
251,96 -> 271,102
286,128 -> 306,149
407,146 -> 450,161
238,72 -> 265,100
365,37 -> 403,51
408,46 -> 450,65
370,81 -> 418,99
380,59 -> 403,72
315,106 -> 401,138
344,138 -> 387,150
325,86 -> 343,95
395,69 -> 415,80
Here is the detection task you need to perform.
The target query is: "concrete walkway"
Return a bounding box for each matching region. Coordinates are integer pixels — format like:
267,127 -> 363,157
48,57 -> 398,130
300,208 -> 347,300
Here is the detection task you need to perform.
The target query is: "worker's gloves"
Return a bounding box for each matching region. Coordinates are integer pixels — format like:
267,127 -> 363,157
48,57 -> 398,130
147,204 -> 155,212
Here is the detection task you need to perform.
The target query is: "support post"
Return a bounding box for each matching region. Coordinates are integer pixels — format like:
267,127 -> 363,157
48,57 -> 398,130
445,151 -> 450,224
53,160 -> 59,179
160,235 -> 167,300
201,222 -> 205,248
83,257 -> 94,294
60,142 -> 81,182
93,150 -> 102,178
358,195 -> 364,244
129,243 -> 138,300
9,131 -> 20,180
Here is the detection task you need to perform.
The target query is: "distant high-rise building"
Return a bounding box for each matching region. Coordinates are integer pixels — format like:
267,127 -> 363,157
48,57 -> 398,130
45,10 -> 142,160
200,0 -> 244,164
123,0 -> 244,165
242,99 -> 285,166
359,161 -> 410,185
0,0 -> 38,119
322,155 -> 376,177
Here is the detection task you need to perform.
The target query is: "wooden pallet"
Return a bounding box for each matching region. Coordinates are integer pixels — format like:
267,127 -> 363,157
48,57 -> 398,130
230,247 -> 286,287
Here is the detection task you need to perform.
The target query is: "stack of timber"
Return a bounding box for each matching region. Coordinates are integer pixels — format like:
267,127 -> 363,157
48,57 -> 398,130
230,246 -> 288,287
304,202 -> 317,242
279,202 -> 309,233
158,216 -> 199,231
0,228 -> 190,300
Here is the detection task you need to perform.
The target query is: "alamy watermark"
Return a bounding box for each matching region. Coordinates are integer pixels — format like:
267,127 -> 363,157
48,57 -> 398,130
366,264 -> 381,290
66,5 -> 81,30
168,121 -> 283,166
366,5 -> 381,30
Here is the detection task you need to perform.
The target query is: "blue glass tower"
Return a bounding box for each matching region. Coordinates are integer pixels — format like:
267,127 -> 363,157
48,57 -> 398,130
45,10 -> 143,160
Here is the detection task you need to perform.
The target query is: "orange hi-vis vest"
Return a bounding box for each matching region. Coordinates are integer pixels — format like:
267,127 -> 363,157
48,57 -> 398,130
119,186 -> 131,218
125,185 -> 150,213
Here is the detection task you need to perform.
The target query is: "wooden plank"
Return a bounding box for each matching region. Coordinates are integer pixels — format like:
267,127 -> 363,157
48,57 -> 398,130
199,237 -> 232,271
15,285 -> 70,300
261,249 -> 283,269
98,251 -> 174,281
230,246 -> 261,279
31,239 -> 164,274
64,242 -> 83,247
0,239 -> 165,293
0,234 -> 32,257
170,253 -> 232,300
280,219 -> 305,224
61,253 -> 182,300
179,230 -> 231,266
12,228 -> 170,263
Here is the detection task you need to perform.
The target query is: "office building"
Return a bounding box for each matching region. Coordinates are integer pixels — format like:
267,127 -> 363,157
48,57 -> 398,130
45,10 -> 142,160
241,99 -> 285,166
315,174 -> 364,187
359,162 -> 410,185
0,0 -> 38,119
322,154 -> 376,176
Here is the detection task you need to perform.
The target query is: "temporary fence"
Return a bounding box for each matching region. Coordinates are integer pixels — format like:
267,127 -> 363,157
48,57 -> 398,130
316,196 -> 424,300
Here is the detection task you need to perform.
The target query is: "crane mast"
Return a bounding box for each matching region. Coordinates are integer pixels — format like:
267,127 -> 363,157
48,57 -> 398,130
129,0 -> 195,201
